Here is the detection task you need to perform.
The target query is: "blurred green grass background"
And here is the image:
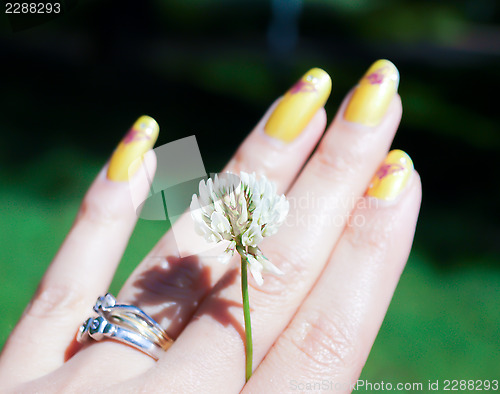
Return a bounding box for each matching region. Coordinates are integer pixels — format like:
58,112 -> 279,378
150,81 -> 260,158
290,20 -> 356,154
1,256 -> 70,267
1,0 -> 499,385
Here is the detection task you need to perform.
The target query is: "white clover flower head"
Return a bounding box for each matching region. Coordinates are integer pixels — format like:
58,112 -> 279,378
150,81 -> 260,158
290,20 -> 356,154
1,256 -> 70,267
190,172 -> 289,285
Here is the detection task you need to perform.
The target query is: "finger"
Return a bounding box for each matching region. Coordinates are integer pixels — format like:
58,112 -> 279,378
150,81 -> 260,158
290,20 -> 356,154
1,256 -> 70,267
152,60 -> 402,391
117,68 -> 332,337
245,154 -> 421,393
0,116 -> 159,383
226,68 -> 333,191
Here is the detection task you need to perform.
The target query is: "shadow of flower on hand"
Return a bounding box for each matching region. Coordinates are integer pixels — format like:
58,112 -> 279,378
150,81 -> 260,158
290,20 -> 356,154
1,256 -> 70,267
129,255 -> 245,342
195,267 -> 246,343
128,255 -> 211,338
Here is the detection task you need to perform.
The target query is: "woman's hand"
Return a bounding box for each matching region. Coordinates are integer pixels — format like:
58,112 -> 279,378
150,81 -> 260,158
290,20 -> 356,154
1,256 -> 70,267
0,59 -> 421,393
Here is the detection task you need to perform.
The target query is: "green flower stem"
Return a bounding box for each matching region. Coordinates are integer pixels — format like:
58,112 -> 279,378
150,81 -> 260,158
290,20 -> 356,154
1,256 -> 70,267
237,245 -> 253,382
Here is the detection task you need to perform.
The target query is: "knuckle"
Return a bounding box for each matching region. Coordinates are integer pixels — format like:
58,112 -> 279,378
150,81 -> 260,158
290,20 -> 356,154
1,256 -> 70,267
249,245 -> 309,297
230,148 -> 262,175
77,192 -> 119,227
285,308 -> 357,372
25,281 -> 86,320
345,210 -> 395,254
311,137 -> 365,182
267,242 -> 311,273
229,148 -> 285,188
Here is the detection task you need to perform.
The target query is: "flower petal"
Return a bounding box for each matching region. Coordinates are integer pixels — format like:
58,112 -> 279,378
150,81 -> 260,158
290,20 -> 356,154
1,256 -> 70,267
237,191 -> 248,226
198,179 -> 212,207
241,222 -> 263,247
257,254 -> 284,276
247,254 -> 264,286
211,211 -> 231,235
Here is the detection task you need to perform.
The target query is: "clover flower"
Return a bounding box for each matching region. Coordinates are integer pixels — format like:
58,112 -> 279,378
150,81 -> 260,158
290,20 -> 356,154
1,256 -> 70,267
190,172 -> 289,285
190,171 -> 289,380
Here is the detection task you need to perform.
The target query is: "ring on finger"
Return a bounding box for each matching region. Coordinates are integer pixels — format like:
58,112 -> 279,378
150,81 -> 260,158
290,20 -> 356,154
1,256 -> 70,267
77,293 -> 173,360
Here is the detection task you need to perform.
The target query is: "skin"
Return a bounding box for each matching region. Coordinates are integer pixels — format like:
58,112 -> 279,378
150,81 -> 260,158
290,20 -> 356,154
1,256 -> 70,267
0,85 -> 421,393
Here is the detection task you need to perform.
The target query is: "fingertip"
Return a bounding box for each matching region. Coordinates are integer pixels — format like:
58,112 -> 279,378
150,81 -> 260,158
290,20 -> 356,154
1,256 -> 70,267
107,115 -> 160,182
264,67 -> 332,143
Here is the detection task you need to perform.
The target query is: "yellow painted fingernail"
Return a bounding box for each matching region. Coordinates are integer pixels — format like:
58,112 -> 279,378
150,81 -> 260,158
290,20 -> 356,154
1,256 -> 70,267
107,115 -> 159,182
344,59 -> 399,127
265,68 -> 331,143
367,149 -> 413,201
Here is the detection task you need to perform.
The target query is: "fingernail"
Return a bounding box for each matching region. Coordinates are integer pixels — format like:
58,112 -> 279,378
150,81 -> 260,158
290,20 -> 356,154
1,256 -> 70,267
367,149 -> 413,201
265,68 -> 332,143
107,115 -> 159,182
344,59 -> 399,127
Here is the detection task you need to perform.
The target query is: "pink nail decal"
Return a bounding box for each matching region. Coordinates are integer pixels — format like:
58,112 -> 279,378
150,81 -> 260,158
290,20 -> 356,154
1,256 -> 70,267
365,66 -> 389,85
375,163 -> 404,179
289,79 -> 317,95
123,128 -> 152,144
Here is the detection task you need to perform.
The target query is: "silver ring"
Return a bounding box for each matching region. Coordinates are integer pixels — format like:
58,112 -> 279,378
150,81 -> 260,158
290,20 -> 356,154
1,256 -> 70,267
77,294 -> 173,360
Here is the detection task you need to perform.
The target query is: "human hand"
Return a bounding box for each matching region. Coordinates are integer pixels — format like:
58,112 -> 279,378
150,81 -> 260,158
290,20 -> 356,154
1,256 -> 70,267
0,59 -> 421,393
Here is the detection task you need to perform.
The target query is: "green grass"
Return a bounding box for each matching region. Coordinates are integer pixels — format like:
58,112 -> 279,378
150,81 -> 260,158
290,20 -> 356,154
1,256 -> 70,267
362,253 -> 500,383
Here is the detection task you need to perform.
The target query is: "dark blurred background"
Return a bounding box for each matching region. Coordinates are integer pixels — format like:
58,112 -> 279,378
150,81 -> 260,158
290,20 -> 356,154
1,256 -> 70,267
1,0 -> 499,385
